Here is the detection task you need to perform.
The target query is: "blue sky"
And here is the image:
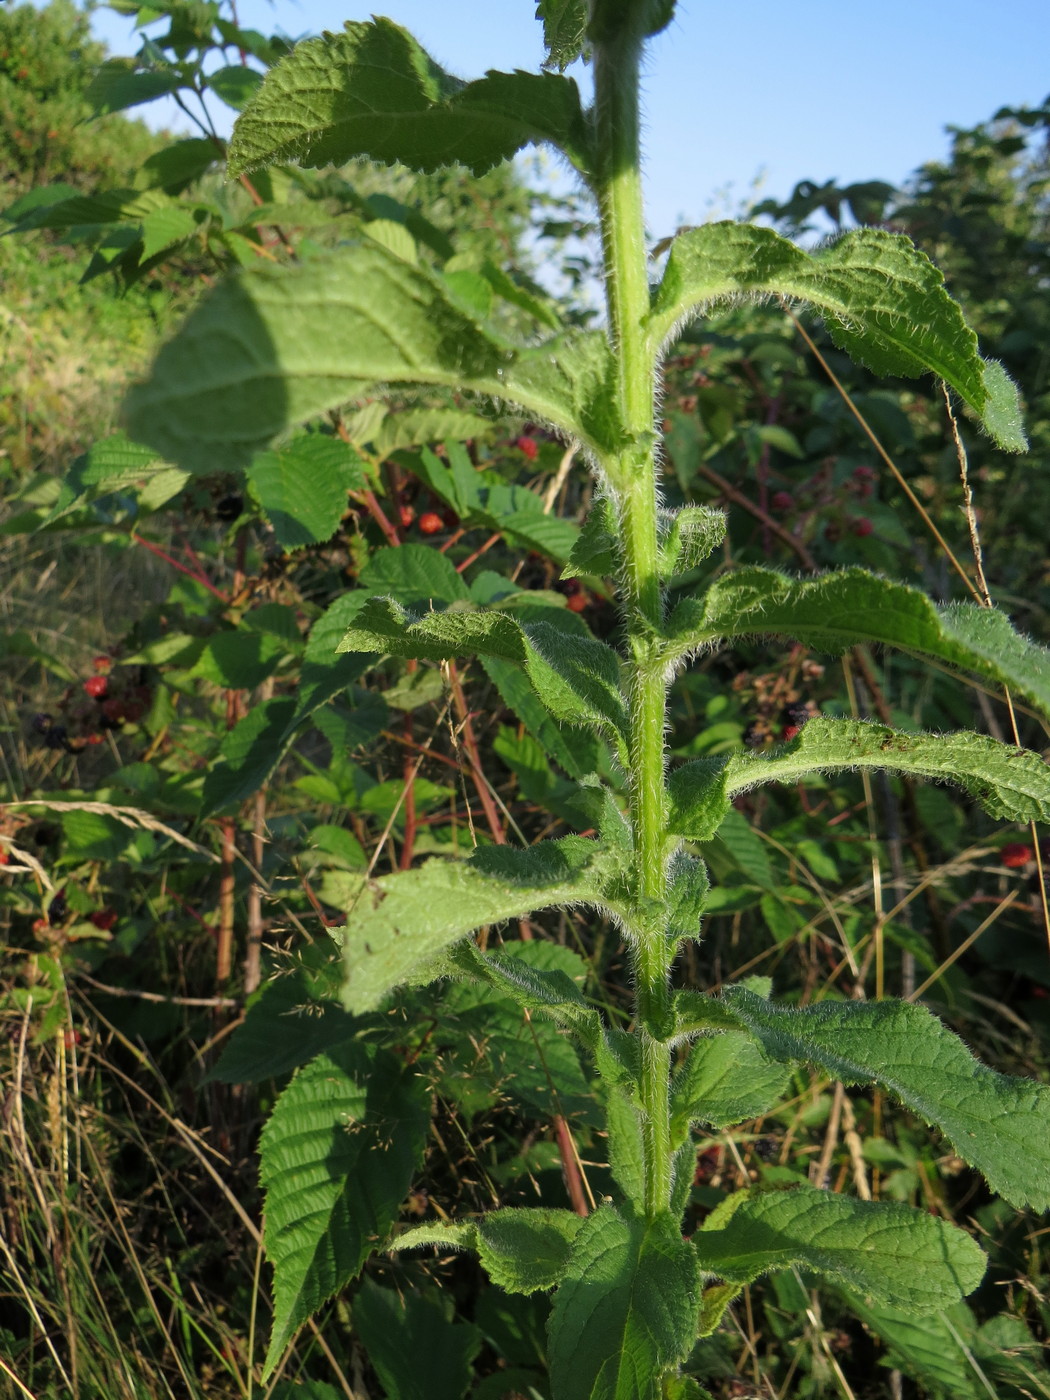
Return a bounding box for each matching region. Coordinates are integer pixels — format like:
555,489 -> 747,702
90,0 -> 1050,238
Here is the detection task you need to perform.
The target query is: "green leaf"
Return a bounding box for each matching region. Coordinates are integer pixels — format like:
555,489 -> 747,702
647,223 -> 1024,449
658,505 -> 726,577
338,598 -> 628,741
140,205 -> 202,260
562,498 -> 619,580
208,964 -> 356,1084
124,243 -> 622,473
392,1207 -> 585,1294
666,567 -> 1050,723
457,940 -> 601,1047
190,629 -> 284,689
440,950 -> 595,1121
482,656 -> 605,780
85,59 -> 183,115
227,19 -> 591,177
352,1277 -> 480,1400
547,1204 -> 701,1400
206,63 -> 264,110
61,810 -> 134,861
201,697 -> 298,816
695,1186 -> 985,1311
668,718 -> 1050,842
358,541 -> 469,604
247,433 -> 364,550
721,987 -> 1050,1211
665,850 -> 711,941
372,409 -> 496,457
536,0 -> 589,70
846,1297 -> 1050,1400
43,433 -> 183,524
137,138 -> 221,193
296,596 -> 374,719
670,1033 -> 792,1138
500,509 -> 580,565
259,1042 -> 430,1377
604,1084 -> 645,1205
337,838 -> 621,1014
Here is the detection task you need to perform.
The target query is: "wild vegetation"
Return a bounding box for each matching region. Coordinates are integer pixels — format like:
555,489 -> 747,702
2,3 -> 1050,1397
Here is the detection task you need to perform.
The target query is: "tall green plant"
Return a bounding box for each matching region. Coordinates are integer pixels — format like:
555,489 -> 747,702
123,3 -> 1050,1395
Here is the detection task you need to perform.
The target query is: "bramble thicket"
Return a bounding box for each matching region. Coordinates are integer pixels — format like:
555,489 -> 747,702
3,3 -> 1050,1398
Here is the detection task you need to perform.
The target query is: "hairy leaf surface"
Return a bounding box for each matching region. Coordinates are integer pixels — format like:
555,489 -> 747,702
392,1207 -> 586,1293
228,19 -> 591,176
695,1186 -> 985,1311
668,718 -> 1050,841
722,988 -> 1050,1210
667,567 -> 1050,722
337,597 -> 628,740
125,244 -> 621,471
547,1204 -> 701,1400
648,223 -> 1023,449
338,838 -> 621,1013
670,1033 -> 792,1138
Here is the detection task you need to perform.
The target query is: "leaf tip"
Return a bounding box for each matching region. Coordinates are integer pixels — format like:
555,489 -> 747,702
979,358 -> 1028,452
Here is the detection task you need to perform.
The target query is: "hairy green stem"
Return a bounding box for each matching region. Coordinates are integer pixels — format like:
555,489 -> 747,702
592,3 -> 672,1219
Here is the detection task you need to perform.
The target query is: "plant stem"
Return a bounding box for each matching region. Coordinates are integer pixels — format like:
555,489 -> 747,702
592,3 -> 672,1219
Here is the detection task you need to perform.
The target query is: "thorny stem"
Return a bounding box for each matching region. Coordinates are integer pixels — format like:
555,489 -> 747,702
592,3 -> 672,1219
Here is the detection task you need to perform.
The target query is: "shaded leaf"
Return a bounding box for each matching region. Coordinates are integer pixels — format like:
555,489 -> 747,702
201,698 -> 298,816
208,964 -> 356,1084
259,1043 -> 430,1377
247,433 -> 364,550
338,597 -> 628,740
124,243 -> 622,473
352,1277 -> 480,1400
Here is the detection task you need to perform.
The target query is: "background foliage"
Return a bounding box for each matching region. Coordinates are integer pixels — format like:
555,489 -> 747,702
2,2 -> 1049,1396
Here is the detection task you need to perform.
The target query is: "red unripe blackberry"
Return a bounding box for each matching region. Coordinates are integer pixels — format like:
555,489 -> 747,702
516,435 -> 539,460
1001,843 -> 1034,869
566,592 -> 588,612
418,511 -> 443,535
84,675 -> 108,699
851,517 -> 873,537
398,505 -> 415,529
770,490 -> 794,512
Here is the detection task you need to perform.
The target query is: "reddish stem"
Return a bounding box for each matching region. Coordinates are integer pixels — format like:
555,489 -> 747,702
132,533 -> 230,603
553,1114 -> 590,1217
